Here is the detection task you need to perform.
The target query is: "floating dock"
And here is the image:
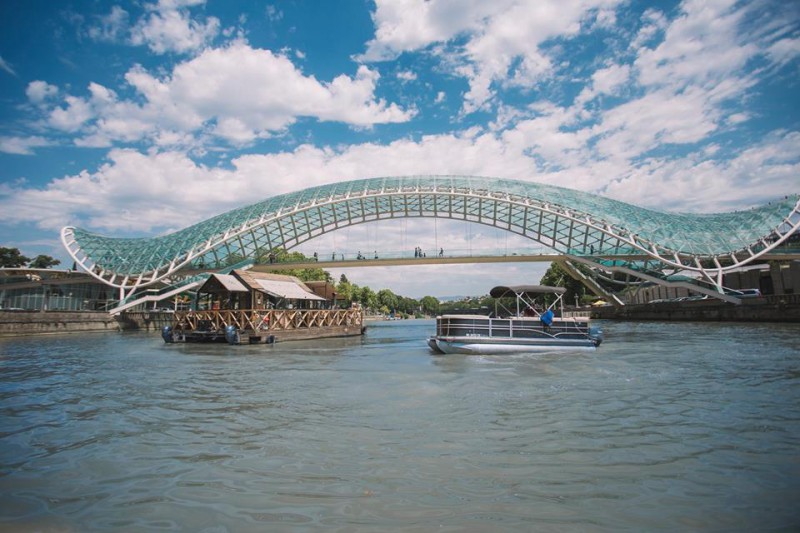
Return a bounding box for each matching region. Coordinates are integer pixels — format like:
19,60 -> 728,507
162,308 -> 364,345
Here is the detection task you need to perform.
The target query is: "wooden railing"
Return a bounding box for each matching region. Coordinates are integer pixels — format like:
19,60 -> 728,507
171,308 -> 363,332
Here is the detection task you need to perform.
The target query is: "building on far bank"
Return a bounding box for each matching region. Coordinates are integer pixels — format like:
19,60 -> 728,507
626,261 -> 800,304
0,268 -> 115,311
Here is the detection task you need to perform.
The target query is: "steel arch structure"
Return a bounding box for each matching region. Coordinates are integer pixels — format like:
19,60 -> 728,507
61,175 -> 800,295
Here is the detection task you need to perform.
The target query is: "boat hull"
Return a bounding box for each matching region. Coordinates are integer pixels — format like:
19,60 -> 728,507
428,336 -> 598,355
428,314 -> 602,355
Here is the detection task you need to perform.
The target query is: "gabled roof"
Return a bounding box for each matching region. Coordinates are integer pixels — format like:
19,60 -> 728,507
252,278 -> 325,301
198,273 -> 248,293
234,269 -> 324,301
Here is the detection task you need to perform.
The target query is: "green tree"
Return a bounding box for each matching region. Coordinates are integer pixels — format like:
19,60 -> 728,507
439,294 -> 493,314
539,262 -> 586,306
396,296 -> 419,315
420,295 -> 440,316
337,279 -> 355,307
29,255 -> 61,269
0,247 -> 30,268
376,288 -> 398,312
257,247 -> 331,282
291,267 -> 330,282
359,286 -> 378,311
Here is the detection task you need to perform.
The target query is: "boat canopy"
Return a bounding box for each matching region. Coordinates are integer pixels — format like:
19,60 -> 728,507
489,285 -> 566,298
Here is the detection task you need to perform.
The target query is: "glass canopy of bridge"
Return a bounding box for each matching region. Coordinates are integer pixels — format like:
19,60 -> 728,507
61,175 -> 800,304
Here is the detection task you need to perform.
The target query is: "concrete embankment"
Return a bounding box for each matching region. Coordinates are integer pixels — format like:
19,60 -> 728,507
591,296 -> 800,322
0,310 -> 120,337
0,310 -> 177,337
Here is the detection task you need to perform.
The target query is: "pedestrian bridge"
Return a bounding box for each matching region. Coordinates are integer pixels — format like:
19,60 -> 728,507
61,175 -> 800,303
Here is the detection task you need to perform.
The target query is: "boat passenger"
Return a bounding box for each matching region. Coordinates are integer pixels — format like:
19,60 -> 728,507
541,309 -> 554,328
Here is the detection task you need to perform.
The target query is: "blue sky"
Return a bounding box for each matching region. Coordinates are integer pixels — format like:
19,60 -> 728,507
0,0 -> 798,297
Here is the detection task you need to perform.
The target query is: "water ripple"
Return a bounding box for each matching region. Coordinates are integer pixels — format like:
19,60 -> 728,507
1,322 -> 799,531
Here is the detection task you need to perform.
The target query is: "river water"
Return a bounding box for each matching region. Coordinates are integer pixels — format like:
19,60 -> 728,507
1,320 -> 798,532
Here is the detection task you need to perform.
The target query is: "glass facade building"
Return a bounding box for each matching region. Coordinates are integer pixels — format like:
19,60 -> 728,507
0,269 -> 115,311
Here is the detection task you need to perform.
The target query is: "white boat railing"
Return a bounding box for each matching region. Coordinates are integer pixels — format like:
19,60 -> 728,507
436,316 -> 591,339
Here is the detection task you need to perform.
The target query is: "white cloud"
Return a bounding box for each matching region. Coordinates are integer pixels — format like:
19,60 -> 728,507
265,5 -> 283,23
156,45 -> 413,134
573,62 -> 631,107
360,0 -> 509,61
48,96 -> 95,132
634,0 -> 755,90
26,81 -> 59,103
591,63 -> 630,95
363,0 -> 796,119
602,130 -> 800,212
85,1 -> 217,54
630,8 -> 667,49
87,6 -> 130,42
0,55 -> 17,76
361,0 -> 625,113
592,7 -> 617,29
559,0 -> 800,167
592,86 -> 719,160
131,4 -> 220,54
0,148 -> 229,232
29,42 -> 414,148
157,0 -> 207,9
397,70 -> 417,81
766,36 -> 800,67
501,103 -> 591,170
0,136 -> 49,155
726,112 -> 749,125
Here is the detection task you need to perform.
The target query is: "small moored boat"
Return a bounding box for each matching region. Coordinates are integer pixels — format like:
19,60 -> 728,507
427,285 -> 603,355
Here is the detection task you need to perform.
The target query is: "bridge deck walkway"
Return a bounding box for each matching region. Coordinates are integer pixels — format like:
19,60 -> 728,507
237,251 -> 800,272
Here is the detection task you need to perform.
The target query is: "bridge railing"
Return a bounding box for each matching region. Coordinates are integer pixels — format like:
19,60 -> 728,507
171,308 -> 364,333
270,246 -> 557,263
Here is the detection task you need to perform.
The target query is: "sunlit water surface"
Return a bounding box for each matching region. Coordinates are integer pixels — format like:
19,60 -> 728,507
1,320 -> 799,532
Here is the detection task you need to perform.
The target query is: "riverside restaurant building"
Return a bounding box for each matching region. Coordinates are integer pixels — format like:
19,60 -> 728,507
162,269 -> 363,344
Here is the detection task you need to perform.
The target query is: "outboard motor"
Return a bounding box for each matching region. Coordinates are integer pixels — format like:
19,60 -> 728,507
588,326 -> 603,347
224,325 -> 241,345
161,325 -> 174,344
